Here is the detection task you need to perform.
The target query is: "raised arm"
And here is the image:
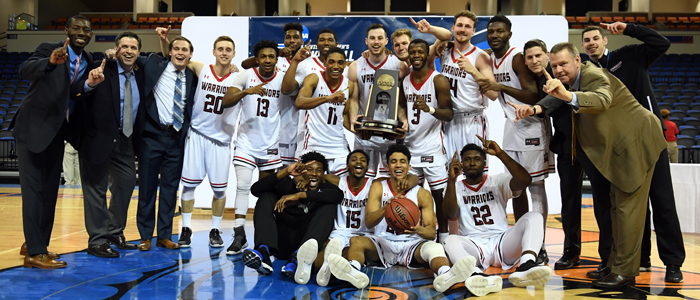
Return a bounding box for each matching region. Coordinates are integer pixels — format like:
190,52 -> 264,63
443,151 -> 461,219
19,39 -> 69,81
602,22 -> 670,67
222,71 -> 265,108
433,74 -> 454,120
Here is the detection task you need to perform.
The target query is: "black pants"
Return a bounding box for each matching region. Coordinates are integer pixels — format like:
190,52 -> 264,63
80,132 -> 136,247
17,128 -> 65,256
253,192 -> 336,260
575,141 -> 614,263
641,149 -> 685,266
137,130 -> 184,240
557,153 -> 584,256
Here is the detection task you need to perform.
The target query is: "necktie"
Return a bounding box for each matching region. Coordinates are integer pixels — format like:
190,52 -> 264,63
67,56 -> 81,121
123,72 -> 133,137
173,71 -> 184,131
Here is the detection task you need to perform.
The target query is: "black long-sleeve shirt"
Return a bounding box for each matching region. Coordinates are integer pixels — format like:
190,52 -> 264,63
251,172 -> 343,216
581,23 -> 670,130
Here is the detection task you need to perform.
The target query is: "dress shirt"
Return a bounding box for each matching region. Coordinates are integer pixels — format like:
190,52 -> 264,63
153,62 -> 186,125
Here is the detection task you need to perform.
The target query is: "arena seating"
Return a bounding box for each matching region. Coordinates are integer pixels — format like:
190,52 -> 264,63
45,16 -> 187,30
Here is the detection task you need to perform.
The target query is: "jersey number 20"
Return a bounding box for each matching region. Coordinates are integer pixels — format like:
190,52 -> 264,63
204,94 -> 224,114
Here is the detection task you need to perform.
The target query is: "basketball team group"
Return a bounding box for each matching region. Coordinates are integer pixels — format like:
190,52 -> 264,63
16,9 -> 685,296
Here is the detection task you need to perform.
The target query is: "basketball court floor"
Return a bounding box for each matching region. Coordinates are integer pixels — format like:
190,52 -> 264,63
0,185 -> 698,299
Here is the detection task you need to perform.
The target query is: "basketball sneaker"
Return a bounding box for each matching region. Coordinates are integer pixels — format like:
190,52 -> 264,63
295,239 -> 318,285
328,254 -> 369,289
508,260 -> 552,287
226,226 -> 248,255
535,248 -> 549,266
317,238 -> 342,286
243,248 -> 273,275
281,256 -> 298,278
209,229 -> 224,247
465,273 -> 502,297
178,227 -> 192,248
433,256 -> 476,293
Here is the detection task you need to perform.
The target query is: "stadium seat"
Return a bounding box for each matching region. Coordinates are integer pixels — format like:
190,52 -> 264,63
654,89 -> 666,98
682,89 -> 697,97
672,72 -> 687,83
690,103 -> 700,111
677,96 -> 694,105
666,89 -> 681,97
685,117 -> 700,127
674,103 -> 690,112
670,109 -> 686,119
696,136 -> 700,145
677,135 -> 695,148
168,17 -> 179,23
658,102 -> 673,111
636,16 -> 648,23
680,125 -> 699,137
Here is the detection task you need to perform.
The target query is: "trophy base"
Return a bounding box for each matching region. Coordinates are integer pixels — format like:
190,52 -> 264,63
355,117 -> 403,139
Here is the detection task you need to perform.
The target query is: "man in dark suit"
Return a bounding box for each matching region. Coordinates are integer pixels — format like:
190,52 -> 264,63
521,39 -> 613,273
71,32 -> 146,257
513,42 -> 665,288
136,37 -> 196,250
581,23 -> 685,283
14,15 -> 94,269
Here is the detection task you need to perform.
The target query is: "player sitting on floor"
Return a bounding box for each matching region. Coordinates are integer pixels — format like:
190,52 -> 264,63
442,136 -> 552,296
326,143 -> 477,293
242,151 -> 342,276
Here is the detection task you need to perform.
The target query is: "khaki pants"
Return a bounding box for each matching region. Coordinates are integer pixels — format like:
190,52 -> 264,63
62,143 -> 80,185
667,141 -> 678,163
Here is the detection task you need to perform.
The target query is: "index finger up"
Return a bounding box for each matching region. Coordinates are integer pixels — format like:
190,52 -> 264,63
543,70 -> 553,81
410,17 -> 418,26
64,37 -> 69,48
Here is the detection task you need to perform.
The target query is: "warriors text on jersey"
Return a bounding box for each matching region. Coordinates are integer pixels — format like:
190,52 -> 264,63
455,174 -> 516,237
439,45 -> 488,112
301,73 -> 349,158
191,65 -> 238,144
335,176 -> 373,232
491,47 -> 547,151
402,69 -> 446,159
375,181 -> 422,241
232,68 -> 284,157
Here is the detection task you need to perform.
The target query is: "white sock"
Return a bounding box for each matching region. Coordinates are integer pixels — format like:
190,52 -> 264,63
521,253 -> 537,264
350,260 -> 362,270
439,232 -> 449,243
212,216 -> 223,229
182,212 -> 192,228
438,265 -> 450,276
235,218 -> 246,228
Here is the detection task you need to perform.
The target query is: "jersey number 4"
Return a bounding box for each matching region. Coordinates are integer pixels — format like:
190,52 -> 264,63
471,205 -> 494,225
256,98 -> 270,117
345,210 -> 361,229
204,94 -> 224,115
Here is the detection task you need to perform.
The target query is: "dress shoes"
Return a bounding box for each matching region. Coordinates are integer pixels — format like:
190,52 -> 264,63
586,265 -> 612,279
554,253 -> 580,270
156,239 -> 181,249
23,254 -> 67,269
138,240 -> 152,251
87,243 -> 120,258
107,236 -> 138,250
592,273 -> 636,288
20,243 -> 60,259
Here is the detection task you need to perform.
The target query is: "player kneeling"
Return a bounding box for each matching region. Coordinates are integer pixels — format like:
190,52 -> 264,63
442,136 -> 552,296
327,144 -> 476,293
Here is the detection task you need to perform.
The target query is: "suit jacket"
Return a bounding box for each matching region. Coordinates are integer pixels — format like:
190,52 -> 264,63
70,60 -> 146,165
14,41 -> 94,152
539,62 -> 665,193
138,53 -> 196,146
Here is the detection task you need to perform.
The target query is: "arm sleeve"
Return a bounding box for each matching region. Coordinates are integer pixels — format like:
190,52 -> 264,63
231,70 -> 249,90
493,173 -> 519,200
19,43 -> 54,81
294,61 -> 306,86
623,23 -> 671,68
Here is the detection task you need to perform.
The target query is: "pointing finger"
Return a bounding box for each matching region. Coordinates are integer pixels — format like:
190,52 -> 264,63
100,59 -> 106,69
543,71 -> 553,81
475,134 -> 486,144
410,17 -> 418,26
453,150 -> 459,161
507,101 -> 518,108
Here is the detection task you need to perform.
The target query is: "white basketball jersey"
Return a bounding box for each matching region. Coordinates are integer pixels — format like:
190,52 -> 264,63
295,56 -> 350,86
234,68 -> 284,157
190,65 -> 238,144
355,55 -> 403,114
439,45 -> 488,113
301,73 -> 349,158
402,70 -> 446,160
492,47 -> 547,151
276,57 -> 292,71
375,181 -> 422,241
335,176 -> 373,233
275,57 -> 299,149
456,174 -> 514,237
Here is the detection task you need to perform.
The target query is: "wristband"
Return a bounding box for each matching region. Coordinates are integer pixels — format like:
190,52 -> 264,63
531,105 -> 537,115
428,106 -> 436,115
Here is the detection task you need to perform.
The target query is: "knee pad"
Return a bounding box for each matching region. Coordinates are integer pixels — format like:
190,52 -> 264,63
420,241 -> 446,263
235,165 -> 254,191
181,186 -> 196,201
213,190 -> 226,200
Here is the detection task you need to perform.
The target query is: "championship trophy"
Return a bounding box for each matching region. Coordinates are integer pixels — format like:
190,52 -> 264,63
355,69 -> 403,138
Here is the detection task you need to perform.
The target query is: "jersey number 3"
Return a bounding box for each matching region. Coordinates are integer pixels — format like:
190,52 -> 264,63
204,94 -> 224,115
471,205 -> 494,225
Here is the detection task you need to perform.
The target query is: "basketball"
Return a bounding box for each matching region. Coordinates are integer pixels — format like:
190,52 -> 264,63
384,196 -> 421,234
